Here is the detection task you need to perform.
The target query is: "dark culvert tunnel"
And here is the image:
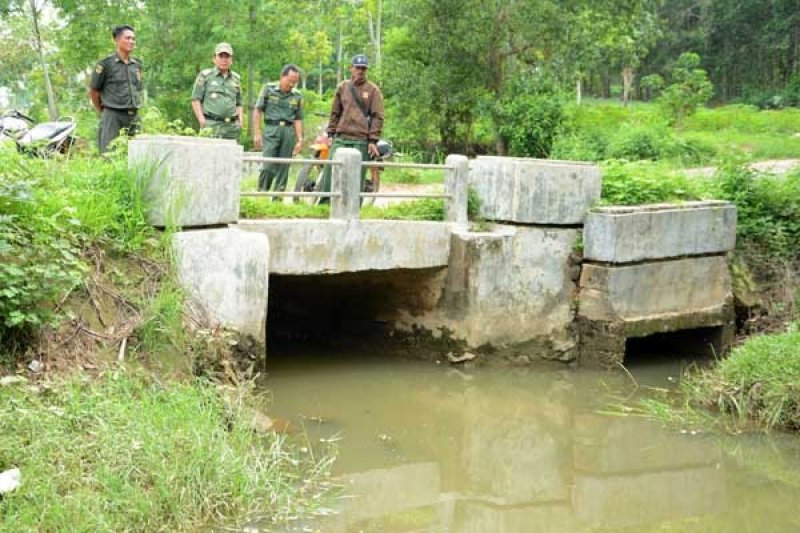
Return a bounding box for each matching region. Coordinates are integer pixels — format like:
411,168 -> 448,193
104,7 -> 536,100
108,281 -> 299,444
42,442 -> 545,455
265,268 -> 448,356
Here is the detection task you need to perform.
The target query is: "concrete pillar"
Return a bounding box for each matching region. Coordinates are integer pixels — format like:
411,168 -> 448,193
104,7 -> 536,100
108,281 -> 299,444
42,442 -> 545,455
445,154 -> 469,224
331,147 -> 362,220
128,135 -> 242,228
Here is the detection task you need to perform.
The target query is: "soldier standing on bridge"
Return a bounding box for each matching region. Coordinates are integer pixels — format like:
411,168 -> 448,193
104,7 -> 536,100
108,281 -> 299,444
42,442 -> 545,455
191,43 -> 243,140
89,25 -> 143,153
317,54 -> 384,204
252,65 -> 304,194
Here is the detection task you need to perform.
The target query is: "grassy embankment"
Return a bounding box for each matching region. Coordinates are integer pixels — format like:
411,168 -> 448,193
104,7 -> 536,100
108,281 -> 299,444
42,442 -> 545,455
0,143 -> 337,530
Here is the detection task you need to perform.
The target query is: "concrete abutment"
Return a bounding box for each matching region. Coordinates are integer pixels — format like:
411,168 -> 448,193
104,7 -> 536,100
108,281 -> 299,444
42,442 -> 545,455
129,136 -> 739,368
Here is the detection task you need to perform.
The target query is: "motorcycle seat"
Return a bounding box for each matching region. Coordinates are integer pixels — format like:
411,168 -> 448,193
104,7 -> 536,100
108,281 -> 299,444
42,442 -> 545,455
23,122 -> 74,143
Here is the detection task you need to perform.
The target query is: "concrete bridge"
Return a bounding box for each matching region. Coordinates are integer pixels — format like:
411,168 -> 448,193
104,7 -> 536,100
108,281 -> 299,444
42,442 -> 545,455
129,136 -> 737,367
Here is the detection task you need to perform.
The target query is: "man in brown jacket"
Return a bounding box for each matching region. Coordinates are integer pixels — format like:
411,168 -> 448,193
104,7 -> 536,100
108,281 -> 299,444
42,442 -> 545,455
317,54 -> 384,203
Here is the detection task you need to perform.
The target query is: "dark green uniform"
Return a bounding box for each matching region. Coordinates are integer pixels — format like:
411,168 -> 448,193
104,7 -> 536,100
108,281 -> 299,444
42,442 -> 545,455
191,67 -> 242,140
90,53 -> 143,152
255,84 -> 304,191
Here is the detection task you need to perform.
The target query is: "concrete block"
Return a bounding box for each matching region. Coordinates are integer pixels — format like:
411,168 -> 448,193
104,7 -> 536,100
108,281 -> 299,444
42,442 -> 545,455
337,463 -> 440,525
236,219 -> 452,274
172,228 -> 268,342
573,413 -> 721,474
584,201 -> 737,262
469,156 -> 601,225
574,466 -> 725,528
129,135 -> 243,227
452,501 -> 575,533
578,256 -> 732,323
406,225 -> 578,356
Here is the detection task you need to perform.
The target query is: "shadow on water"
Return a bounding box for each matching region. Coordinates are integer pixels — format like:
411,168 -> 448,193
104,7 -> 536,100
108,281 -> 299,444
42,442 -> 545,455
248,338 -> 800,532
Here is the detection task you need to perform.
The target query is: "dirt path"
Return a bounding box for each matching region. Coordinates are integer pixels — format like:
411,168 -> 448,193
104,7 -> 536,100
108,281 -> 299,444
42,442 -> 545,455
682,159 -> 800,177
370,182 -> 443,207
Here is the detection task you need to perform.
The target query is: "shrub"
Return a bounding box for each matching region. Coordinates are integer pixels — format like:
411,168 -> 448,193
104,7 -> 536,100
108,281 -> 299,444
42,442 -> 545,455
658,52 -> 714,127
493,72 -> 568,158
0,151 -> 86,348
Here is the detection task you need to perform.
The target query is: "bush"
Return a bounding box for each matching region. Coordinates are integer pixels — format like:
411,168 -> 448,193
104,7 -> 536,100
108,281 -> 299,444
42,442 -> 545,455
600,159 -> 704,205
493,72 -> 568,158
712,160 -> 800,256
607,127 -> 664,160
0,151 -> 86,349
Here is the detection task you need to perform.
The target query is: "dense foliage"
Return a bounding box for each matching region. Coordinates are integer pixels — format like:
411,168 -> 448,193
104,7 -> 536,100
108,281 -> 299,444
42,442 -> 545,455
3,0 -> 800,157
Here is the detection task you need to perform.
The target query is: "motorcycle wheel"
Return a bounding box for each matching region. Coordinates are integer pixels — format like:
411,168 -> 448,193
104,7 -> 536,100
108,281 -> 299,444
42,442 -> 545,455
294,163 -> 319,205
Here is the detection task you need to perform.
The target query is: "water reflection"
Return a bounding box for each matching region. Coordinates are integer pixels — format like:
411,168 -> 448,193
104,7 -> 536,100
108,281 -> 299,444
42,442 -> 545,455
261,352 -> 800,532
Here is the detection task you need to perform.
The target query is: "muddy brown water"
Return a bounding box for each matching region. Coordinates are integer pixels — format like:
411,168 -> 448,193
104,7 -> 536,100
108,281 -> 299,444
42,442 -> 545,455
255,347 -> 800,532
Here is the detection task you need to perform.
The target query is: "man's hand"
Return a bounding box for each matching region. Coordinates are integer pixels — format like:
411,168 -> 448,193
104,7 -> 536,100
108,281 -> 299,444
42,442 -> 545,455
253,135 -> 262,150
198,117 -> 206,129
292,139 -> 303,156
367,142 -> 380,159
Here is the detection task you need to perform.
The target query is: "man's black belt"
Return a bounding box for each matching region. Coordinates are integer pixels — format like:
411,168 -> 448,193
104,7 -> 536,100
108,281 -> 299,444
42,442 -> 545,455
105,107 -> 138,116
204,113 -> 238,123
265,119 -> 294,126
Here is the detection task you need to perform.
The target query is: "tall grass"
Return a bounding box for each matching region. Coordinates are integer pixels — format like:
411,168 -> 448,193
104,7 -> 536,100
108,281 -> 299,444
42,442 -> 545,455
645,325 -> 800,433
0,371 -> 337,531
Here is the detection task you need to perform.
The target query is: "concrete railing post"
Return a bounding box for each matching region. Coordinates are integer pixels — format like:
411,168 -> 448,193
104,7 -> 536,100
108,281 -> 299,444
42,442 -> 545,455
331,147 -> 362,220
445,154 -> 469,224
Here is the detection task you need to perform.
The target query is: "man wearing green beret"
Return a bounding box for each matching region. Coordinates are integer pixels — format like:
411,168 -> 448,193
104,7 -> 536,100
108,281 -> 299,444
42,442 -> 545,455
191,43 -> 243,140
253,64 -> 304,194
89,24 -> 143,153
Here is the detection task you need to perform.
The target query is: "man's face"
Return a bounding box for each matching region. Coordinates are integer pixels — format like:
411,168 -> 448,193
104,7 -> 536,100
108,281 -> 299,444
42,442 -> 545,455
214,52 -> 233,72
115,29 -> 136,54
350,65 -> 367,82
281,70 -> 300,91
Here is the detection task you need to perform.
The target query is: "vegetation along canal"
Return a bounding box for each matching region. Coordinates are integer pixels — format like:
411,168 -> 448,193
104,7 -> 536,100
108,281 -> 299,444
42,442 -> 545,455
256,345 -> 800,532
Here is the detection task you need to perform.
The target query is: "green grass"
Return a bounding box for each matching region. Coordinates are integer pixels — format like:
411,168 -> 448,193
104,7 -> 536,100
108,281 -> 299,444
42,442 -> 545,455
640,325 -> 800,433
0,371 -> 337,531
553,100 -> 800,164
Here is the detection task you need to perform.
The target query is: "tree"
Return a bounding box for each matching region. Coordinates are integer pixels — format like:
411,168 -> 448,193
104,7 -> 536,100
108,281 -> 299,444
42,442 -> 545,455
658,52 -> 713,127
1,0 -> 58,118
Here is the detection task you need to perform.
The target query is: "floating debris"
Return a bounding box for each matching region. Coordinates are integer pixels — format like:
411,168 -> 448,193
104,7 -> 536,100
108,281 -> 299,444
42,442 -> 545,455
446,351 -> 477,364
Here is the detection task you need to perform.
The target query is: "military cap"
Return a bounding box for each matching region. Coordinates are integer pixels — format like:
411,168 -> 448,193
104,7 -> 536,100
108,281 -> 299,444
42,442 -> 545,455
351,54 -> 369,68
215,42 -> 233,56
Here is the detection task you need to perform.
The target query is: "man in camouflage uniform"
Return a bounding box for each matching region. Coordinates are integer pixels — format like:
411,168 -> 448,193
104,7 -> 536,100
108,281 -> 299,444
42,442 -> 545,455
89,24 -> 143,153
191,43 -> 243,140
318,54 -> 384,203
252,64 -> 304,193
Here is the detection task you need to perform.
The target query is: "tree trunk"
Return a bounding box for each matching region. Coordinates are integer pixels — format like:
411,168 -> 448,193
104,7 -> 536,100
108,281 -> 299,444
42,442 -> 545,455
29,0 -> 58,120
318,58 -> 323,95
621,67 -> 634,106
336,24 -> 343,85
576,78 -> 582,106
246,1 -> 256,139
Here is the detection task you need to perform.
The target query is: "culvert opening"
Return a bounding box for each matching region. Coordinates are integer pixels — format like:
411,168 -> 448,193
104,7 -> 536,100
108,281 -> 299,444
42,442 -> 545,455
623,326 -> 727,367
266,268 -> 447,356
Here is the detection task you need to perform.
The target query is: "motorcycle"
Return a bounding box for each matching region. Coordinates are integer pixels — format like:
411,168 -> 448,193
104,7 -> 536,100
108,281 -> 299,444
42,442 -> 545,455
293,132 -> 393,204
0,109 -> 77,157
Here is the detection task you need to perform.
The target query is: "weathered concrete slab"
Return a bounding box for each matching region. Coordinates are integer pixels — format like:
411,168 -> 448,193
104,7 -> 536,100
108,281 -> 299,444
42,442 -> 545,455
173,228 -> 268,342
236,219 -> 452,274
584,201 -> 737,263
404,225 -> 579,359
573,466 -> 725,528
573,413 -> 721,474
336,463 -> 440,525
129,135 -> 242,227
469,156 -> 601,225
578,256 -> 732,323
452,502 -> 575,533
